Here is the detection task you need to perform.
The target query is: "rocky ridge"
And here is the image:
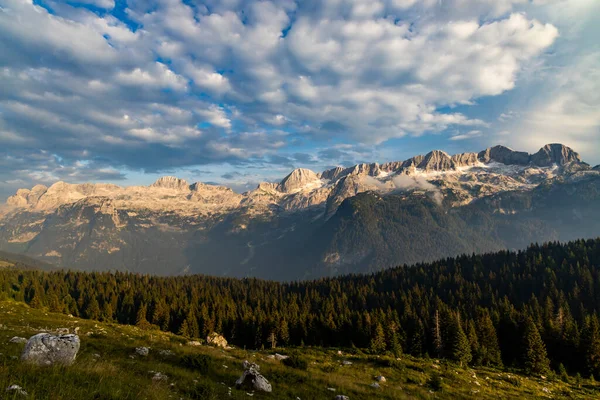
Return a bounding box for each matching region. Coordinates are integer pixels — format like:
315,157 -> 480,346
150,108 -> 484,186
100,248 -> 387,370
4,144 -> 591,219
1,143 -> 598,278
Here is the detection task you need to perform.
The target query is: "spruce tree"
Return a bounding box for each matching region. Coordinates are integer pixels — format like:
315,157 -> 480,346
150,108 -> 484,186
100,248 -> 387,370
521,316 -> 550,375
444,312 -> 471,366
581,314 -> 600,378
370,322 -> 387,354
476,312 -> 503,367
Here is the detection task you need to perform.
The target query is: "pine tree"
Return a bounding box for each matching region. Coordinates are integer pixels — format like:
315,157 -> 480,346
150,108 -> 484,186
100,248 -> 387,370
581,314 -> 600,378
370,322 -> 387,354
444,312 -> 471,366
476,312 -> 503,367
521,316 -> 550,375
136,304 -> 151,329
179,319 -> 190,337
466,320 -> 480,364
432,310 -> 443,358
85,297 -> 100,320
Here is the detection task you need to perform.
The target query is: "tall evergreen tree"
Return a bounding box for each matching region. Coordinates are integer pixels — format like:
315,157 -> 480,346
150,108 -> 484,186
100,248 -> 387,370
521,316 -> 550,375
581,314 -> 600,378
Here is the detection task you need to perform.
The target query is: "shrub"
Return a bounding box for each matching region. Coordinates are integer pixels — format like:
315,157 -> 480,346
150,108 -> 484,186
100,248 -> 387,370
427,372 -> 443,391
181,354 -> 211,373
282,354 -> 308,370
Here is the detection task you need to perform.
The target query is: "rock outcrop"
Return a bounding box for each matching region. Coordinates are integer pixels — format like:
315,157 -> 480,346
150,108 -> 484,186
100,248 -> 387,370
151,176 -> 190,191
21,333 -> 80,366
452,152 -> 479,168
530,144 -> 581,167
206,332 -> 228,348
9,336 -> 28,344
235,361 -> 272,392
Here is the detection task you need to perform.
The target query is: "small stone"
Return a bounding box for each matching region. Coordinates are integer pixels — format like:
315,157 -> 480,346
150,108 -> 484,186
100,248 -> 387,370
274,353 -> 289,361
9,337 -> 27,344
6,385 -> 28,396
135,347 -> 149,356
152,372 -> 168,382
327,388 -> 336,392
159,349 -> 174,356
375,376 -> 386,382
342,360 -> 352,366
334,396 -> 349,400
187,341 -> 202,347
370,383 -> 380,389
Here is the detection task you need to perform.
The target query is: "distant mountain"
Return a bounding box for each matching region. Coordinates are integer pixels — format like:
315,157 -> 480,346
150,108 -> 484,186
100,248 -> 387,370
1,143 -> 599,279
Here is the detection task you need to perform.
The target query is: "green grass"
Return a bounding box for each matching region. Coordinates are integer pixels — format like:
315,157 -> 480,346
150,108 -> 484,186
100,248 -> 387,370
1,300 -> 598,399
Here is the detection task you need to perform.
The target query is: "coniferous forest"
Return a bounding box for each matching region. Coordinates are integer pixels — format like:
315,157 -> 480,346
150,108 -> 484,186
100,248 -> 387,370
2,238 -> 600,379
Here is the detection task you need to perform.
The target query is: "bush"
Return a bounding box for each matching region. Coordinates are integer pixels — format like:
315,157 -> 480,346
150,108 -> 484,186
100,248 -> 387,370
181,354 -> 211,373
282,354 -> 308,370
427,372 -> 443,391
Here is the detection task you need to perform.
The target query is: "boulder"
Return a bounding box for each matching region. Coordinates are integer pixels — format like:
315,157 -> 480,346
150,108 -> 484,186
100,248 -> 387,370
135,347 -> 149,356
335,396 -> 350,400
21,333 -> 80,366
375,375 -> 386,382
207,332 -> 228,348
235,360 -> 272,393
9,337 -> 27,344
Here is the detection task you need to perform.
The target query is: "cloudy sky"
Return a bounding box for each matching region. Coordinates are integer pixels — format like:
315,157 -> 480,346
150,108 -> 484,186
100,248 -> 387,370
1,0 -> 599,200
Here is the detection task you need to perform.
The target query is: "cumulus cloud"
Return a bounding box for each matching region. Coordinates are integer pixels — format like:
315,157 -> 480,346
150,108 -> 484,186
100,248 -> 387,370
0,0 -> 585,200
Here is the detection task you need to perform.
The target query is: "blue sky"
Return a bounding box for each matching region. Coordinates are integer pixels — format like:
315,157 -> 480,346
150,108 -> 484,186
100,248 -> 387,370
0,0 -> 599,200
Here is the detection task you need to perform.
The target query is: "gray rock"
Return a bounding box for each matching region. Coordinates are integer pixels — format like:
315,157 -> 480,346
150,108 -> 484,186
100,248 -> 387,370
235,360 -> 272,393
135,347 -> 149,356
375,375 -> 386,382
342,360 -> 353,366
9,337 -> 28,344
334,396 -> 350,400
274,353 -> 289,361
370,382 -> 381,389
21,333 -> 80,366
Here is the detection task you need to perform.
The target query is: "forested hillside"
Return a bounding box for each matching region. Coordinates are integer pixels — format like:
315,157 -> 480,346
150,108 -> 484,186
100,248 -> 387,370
2,238 -> 600,378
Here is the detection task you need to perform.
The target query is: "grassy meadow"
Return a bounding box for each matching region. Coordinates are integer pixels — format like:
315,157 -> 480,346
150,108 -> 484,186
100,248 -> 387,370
1,300 -> 598,399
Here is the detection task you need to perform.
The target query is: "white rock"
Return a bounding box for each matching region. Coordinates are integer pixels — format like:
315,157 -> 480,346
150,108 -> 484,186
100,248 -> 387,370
370,383 -> 381,389
342,360 -> 352,366
152,372 -> 168,382
235,361 -> 272,393
6,385 -> 28,396
274,353 -> 289,361
187,341 -> 202,347
334,396 -> 350,400
135,347 -> 149,356
21,333 -> 80,366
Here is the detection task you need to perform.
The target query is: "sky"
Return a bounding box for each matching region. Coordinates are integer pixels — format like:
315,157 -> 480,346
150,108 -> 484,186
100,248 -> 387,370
0,0 -> 599,201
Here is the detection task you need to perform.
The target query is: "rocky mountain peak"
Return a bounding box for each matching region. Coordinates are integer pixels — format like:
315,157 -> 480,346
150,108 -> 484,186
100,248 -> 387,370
451,152 -> 479,168
530,143 -> 581,167
151,176 -> 190,191
418,150 -> 453,171
477,145 -> 530,165
277,168 -> 320,193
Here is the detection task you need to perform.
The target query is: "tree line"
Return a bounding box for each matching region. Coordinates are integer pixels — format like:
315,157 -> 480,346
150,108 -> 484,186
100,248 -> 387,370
1,238 -> 600,378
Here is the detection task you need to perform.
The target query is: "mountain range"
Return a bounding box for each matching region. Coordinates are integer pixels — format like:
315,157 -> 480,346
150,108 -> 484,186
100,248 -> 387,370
1,143 -> 599,280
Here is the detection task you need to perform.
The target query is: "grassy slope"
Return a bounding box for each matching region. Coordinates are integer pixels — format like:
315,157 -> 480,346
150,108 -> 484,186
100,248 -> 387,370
1,300 -> 598,400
